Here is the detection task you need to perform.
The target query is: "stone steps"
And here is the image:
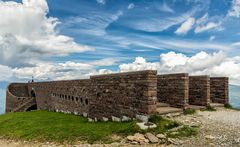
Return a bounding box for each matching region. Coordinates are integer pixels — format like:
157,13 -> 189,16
156,102 -> 170,107
210,103 -> 224,107
156,107 -> 183,115
156,102 -> 183,115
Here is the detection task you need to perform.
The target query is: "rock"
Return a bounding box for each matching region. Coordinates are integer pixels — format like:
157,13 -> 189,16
136,122 -> 157,130
112,116 -> 121,122
130,141 -> 138,145
127,133 -> 146,143
145,133 -> 159,143
134,133 -> 146,142
168,138 -> 183,145
102,117 -> 108,122
156,134 -> 166,139
88,118 -> 93,122
205,135 -> 216,140
122,116 -> 131,121
127,136 -> 135,141
136,114 -> 149,122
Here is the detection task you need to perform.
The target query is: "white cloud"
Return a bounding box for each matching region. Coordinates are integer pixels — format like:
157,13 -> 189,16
228,0 -> 240,18
209,36 -> 216,41
118,51 -> 240,85
119,57 -> 158,72
194,22 -> 220,33
62,11 -> 123,36
175,17 -> 195,35
128,3 -> 135,10
0,0 -> 93,67
122,8 -> 196,32
96,0 -> 106,5
0,65 -> 13,81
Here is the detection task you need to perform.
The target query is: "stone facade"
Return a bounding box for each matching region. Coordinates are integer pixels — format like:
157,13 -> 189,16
28,79 -> 91,115
89,70 -> 157,120
189,76 -> 210,106
157,73 -> 189,108
6,70 -> 229,121
210,77 -> 229,104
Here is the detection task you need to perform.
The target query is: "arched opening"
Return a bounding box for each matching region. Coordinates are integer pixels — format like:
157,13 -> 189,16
31,89 -> 36,98
28,89 -> 37,111
26,104 -> 37,111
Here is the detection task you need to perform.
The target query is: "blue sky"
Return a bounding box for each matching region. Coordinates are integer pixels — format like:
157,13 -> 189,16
0,0 -> 240,111
0,0 -> 240,86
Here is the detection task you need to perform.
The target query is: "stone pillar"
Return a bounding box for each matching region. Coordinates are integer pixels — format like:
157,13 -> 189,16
210,77 -> 229,104
157,73 -> 189,108
89,70 -> 158,121
189,76 -> 210,106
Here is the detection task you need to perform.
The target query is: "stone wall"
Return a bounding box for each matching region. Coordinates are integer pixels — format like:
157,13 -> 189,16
6,83 -> 33,112
189,76 -> 210,106
89,70 -> 157,120
210,77 -> 229,104
28,79 -> 91,115
157,73 -> 189,108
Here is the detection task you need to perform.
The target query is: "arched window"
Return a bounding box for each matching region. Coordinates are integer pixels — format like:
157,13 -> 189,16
85,99 -> 88,105
80,98 -> 83,103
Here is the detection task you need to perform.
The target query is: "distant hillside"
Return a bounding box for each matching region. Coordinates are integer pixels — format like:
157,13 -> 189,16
229,85 -> 240,109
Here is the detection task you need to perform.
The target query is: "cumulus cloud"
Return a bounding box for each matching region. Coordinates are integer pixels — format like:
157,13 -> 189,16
119,57 -> 158,72
9,58 -> 116,81
228,0 -> 240,18
175,17 -> 195,35
0,0 -> 93,67
118,51 -> 240,85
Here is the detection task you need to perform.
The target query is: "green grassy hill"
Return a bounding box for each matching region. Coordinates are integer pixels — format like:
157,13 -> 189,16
0,111 -> 197,144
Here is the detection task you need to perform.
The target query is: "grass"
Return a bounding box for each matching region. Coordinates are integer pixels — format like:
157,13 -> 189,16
0,111 -> 139,144
183,108 -> 196,115
0,111 -> 198,144
167,125 -> 198,138
148,115 -> 198,138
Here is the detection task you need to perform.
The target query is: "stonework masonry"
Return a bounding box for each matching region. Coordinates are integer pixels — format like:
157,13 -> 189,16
189,76 -> 210,106
210,77 -> 229,104
157,73 -> 189,108
89,70 -> 157,120
6,70 -> 229,121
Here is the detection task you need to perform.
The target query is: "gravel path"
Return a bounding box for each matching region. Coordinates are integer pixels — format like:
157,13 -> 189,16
174,108 -> 240,147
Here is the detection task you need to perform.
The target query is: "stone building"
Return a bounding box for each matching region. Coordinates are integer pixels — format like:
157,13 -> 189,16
6,70 -> 229,121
